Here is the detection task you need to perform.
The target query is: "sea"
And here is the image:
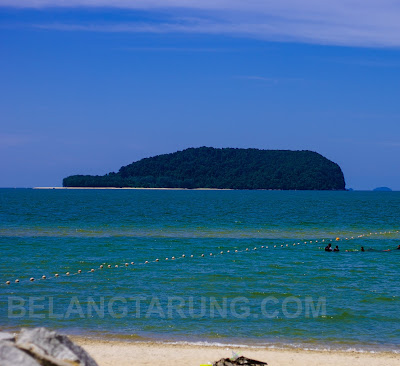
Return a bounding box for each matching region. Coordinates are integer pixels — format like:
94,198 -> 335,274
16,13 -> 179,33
0,189 -> 399,352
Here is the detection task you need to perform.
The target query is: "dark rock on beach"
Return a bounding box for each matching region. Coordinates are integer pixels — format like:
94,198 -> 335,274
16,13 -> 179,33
213,355 -> 268,366
0,342 -> 42,366
0,332 -> 15,342
0,328 -> 98,366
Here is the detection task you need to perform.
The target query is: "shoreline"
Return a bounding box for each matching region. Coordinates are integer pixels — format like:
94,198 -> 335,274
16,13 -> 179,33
3,326 -> 398,354
26,187 -> 396,192
71,337 -> 400,366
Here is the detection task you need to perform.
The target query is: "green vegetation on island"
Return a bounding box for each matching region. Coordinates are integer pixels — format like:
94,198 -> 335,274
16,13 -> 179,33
63,147 -> 346,190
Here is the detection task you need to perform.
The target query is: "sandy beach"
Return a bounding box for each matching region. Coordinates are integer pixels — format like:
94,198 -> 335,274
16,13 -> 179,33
73,338 -> 400,366
33,187 -> 234,190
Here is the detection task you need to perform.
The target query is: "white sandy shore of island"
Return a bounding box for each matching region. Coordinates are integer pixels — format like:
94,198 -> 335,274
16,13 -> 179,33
33,187 -> 234,190
72,338 -> 400,366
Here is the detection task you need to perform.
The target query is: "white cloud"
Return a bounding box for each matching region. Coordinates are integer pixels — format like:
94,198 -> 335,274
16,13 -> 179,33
2,0 -> 400,47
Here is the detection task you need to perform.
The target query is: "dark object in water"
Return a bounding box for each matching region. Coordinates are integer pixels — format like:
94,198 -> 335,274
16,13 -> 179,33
213,356 -> 268,366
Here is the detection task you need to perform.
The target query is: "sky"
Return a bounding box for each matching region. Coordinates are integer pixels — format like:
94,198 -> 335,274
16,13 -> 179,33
1,1 -> 400,190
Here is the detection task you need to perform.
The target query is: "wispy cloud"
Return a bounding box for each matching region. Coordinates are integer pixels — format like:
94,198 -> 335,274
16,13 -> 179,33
115,46 -> 238,53
0,133 -> 35,148
335,137 -> 400,148
328,57 -> 400,68
235,76 -> 304,84
2,1 -> 400,48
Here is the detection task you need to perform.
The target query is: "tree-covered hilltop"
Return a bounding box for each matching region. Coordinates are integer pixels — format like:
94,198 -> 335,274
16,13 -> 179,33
63,147 -> 346,190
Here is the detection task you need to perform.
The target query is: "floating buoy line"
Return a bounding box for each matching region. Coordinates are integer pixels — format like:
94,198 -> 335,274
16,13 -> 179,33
2,230 -> 399,287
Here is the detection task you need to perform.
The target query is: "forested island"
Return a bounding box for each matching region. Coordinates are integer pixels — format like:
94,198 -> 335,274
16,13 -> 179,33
63,147 -> 346,190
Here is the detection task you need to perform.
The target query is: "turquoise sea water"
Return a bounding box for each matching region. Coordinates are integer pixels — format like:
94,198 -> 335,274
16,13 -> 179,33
0,189 -> 399,352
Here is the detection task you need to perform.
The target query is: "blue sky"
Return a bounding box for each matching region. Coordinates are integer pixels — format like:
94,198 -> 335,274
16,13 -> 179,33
1,1 -> 400,189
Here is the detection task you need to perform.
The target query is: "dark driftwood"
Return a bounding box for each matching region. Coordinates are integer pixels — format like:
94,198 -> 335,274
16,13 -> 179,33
213,355 -> 268,366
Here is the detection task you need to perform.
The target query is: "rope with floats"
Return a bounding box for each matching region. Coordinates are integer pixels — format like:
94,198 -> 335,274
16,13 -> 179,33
2,230 -> 399,287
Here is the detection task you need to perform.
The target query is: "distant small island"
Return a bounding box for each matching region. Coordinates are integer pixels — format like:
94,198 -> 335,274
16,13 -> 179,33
373,187 -> 392,192
63,147 -> 346,190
